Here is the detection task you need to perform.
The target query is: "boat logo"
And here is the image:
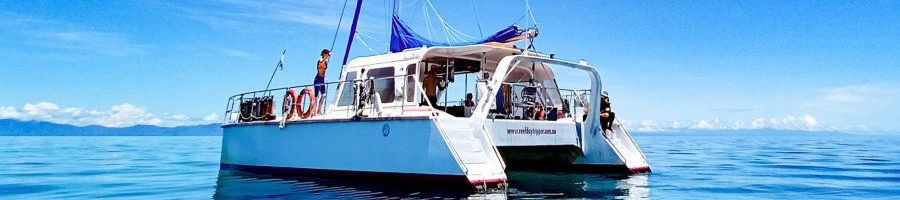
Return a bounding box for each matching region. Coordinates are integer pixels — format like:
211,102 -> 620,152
382,124 -> 390,137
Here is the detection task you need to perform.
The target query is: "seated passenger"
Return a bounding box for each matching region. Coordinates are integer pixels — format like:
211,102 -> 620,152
599,92 -> 616,133
464,93 -> 476,117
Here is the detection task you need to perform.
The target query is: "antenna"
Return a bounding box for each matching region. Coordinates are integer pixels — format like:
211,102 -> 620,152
264,50 -> 287,95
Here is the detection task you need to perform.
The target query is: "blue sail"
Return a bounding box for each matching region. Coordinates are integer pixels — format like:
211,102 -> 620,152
390,15 -> 522,53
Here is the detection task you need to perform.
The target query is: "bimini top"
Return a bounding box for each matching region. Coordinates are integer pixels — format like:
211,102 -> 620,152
390,15 -> 525,53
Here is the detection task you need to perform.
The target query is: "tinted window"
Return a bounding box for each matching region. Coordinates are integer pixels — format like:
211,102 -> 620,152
336,72 -> 357,106
368,67 -> 395,103
405,64 -> 417,102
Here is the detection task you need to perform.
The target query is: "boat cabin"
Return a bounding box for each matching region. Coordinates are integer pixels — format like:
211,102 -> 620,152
326,45 -> 582,122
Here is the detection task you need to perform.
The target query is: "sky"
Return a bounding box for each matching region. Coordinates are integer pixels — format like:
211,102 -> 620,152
0,0 -> 898,132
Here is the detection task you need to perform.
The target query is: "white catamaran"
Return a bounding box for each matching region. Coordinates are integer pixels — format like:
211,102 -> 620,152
220,0 -> 649,188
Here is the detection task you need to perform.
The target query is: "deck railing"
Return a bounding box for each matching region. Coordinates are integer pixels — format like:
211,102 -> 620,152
223,80 -> 344,124
223,74 -> 451,124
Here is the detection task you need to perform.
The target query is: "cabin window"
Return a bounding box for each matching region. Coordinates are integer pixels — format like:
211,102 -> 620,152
405,64 -> 417,102
336,71 -> 358,106
368,67 -> 395,103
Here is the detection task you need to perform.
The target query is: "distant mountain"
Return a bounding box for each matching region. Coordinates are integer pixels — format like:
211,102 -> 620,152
0,119 -> 222,136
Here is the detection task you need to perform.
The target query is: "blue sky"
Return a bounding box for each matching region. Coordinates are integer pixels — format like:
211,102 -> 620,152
1,0 -> 898,131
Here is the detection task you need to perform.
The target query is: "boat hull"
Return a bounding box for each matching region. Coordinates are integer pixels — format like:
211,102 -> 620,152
220,118 -> 481,185
487,119 -> 650,174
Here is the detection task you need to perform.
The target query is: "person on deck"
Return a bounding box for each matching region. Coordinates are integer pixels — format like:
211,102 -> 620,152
314,49 -> 330,115
422,65 -> 444,107
599,92 -> 616,133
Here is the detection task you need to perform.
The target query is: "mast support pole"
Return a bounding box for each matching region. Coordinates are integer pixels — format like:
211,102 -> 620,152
341,0 -> 365,66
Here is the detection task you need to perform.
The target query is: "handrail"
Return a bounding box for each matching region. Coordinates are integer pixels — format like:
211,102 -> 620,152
224,74 -> 416,124
479,120 -> 507,169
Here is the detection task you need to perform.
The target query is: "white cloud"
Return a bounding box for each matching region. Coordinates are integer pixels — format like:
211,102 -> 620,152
166,0 -> 355,30
37,30 -> 146,56
21,102 -> 61,120
203,113 -> 221,122
220,48 -> 256,60
0,106 -> 21,119
158,0 -> 390,36
823,85 -> 878,103
0,102 -> 217,127
802,114 -> 817,128
802,84 -> 900,112
624,114 -> 825,132
0,13 -> 146,56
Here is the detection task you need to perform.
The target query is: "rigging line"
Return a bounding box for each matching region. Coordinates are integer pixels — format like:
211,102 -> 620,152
427,0 -> 476,40
425,2 -> 450,44
393,0 -> 400,16
440,18 -> 452,44
356,31 -> 384,46
422,3 -> 436,41
425,0 -> 477,40
524,0 -> 539,27
471,0 -> 483,38
355,35 -> 377,53
330,0 -> 350,52
385,0 -> 390,45
423,0 -> 449,43
406,0 -> 418,24
400,0 -> 418,9
444,26 -> 461,44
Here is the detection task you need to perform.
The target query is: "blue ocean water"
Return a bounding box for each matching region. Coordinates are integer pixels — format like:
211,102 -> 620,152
1,132 -> 898,199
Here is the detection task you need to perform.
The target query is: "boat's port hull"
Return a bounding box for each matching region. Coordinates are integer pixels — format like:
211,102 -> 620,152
220,117 -> 496,185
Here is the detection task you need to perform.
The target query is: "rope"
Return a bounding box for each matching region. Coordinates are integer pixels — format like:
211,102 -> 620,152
422,3 -> 435,39
471,0 -> 483,38
356,31 -> 383,44
425,0 -> 477,40
329,0 -> 350,51
525,0 -> 539,27
355,35 -> 377,53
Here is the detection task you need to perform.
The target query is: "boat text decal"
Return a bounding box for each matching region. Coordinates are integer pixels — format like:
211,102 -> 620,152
507,127 -> 556,135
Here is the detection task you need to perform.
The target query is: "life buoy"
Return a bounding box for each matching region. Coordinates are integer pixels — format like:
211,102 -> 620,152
536,107 -> 545,120
282,88 -> 298,120
296,87 -> 317,119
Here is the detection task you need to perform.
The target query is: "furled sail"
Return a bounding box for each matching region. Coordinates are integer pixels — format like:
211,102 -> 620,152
390,15 -> 525,53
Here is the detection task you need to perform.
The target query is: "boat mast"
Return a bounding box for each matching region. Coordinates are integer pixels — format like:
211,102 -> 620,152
341,0 -> 365,66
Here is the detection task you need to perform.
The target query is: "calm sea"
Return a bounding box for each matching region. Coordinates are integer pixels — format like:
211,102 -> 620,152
1,132 -> 898,199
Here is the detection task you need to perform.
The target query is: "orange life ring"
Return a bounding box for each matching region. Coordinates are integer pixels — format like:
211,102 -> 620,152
296,87 -> 317,119
282,88 -> 298,120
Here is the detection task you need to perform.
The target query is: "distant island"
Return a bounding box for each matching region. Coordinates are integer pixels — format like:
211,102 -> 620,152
0,119 -> 221,136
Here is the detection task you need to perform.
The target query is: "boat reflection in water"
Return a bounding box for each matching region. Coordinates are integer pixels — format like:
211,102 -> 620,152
212,170 -> 650,199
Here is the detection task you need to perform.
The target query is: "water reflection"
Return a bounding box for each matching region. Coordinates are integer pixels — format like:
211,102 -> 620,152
213,169 -> 650,199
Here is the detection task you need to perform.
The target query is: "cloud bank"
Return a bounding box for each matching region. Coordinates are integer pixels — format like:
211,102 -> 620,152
0,102 -> 218,127
621,114 -> 860,132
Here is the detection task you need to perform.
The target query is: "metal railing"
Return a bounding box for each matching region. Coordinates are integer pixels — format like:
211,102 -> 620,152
223,73 -> 466,123
223,80 -> 344,124
491,82 -> 590,121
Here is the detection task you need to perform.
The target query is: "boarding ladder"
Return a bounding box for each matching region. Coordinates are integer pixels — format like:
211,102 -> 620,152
605,120 -> 650,172
434,117 -> 507,186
